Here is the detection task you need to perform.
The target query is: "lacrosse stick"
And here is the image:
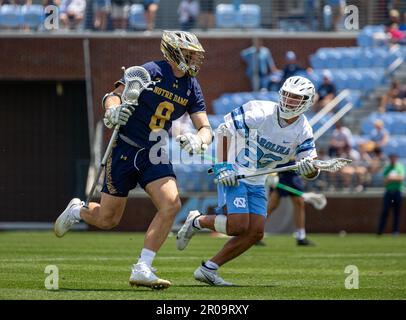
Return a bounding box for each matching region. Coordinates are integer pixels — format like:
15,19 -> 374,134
84,66 -> 156,208
275,182 -> 327,210
211,158 -> 352,183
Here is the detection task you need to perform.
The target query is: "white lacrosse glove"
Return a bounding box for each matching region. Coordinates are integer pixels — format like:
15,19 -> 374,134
176,133 -> 208,155
212,162 -> 239,187
103,104 -> 135,129
297,157 -> 319,179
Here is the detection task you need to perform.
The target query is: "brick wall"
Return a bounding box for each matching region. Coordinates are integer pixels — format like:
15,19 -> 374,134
0,34 -> 356,119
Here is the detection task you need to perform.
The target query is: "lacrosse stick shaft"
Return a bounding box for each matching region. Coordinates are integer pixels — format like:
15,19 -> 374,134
235,163 -> 298,180
84,125 -> 120,208
276,182 -> 304,197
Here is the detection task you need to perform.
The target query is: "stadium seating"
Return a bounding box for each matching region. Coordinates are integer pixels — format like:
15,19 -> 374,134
215,4 -> 238,28
309,68 -> 386,93
310,47 -> 405,71
361,112 -> 406,136
128,4 -> 146,30
356,25 -> 386,47
21,5 -> 44,29
0,5 -> 22,28
212,91 -> 278,115
215,4 -> 261,29
238,4 -> 261,28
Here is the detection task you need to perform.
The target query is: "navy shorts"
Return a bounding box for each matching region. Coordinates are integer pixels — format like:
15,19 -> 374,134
272,171 -> 304,197
101,136 -> 176,197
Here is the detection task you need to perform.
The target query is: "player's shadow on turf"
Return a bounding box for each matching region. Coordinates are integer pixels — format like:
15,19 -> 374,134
60,288 -> 158,293
175,284 -> 278,288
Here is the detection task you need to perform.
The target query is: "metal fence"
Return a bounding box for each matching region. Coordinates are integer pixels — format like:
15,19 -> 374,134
1,0 -> 406,32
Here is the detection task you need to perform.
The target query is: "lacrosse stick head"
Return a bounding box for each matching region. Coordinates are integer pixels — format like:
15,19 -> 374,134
121,66 -> 152,105
302,192 -> 327,210
312,158 -> 352,172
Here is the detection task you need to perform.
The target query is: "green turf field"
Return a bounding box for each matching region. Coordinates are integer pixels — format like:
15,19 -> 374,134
0,231 -> 405,300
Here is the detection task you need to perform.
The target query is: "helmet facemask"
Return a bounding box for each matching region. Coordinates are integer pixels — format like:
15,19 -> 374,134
278,76 -> 315,120
181,49 -> 204,77
279,90 -> 312,119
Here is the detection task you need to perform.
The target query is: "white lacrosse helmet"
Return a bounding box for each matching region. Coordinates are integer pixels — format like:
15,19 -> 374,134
160,30 -> 205,77
278,76 -> 315,119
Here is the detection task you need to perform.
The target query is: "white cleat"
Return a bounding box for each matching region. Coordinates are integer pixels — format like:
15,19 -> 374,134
176,210 -> 201,250
129,262 -> 171,290
54,198 -> 82,238
194,263 -> 233,286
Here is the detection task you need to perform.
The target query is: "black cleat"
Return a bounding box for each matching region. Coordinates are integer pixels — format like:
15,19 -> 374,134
297,238 -> 315,246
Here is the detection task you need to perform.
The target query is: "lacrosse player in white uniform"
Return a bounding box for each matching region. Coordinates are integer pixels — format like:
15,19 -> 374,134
176,76 -> 319,286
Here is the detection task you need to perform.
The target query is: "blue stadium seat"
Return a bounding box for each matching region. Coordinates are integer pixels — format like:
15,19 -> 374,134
128,4 -> 146,30
310,53 -> 327,69
338,50 -> 356,68
21,5 -> 43,29
0,5 -> 22,28
238,4 -> 261,28
207,114 -> 225,130
215,4 -> 238,28
383,137 -> 406,158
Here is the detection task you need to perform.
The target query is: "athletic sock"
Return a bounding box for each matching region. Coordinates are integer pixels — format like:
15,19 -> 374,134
192,216 -> 202,230
138,248 -> 156,267
296,228 -> 306,240
204,260 -> 219,271
71,203 -> 83,221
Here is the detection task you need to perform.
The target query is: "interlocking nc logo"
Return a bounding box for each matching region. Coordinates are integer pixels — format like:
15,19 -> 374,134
233,197 -> 247,208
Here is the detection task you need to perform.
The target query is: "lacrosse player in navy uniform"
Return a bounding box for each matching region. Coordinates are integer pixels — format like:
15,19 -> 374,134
54,30 -> 213,289
267,168 -> 315,246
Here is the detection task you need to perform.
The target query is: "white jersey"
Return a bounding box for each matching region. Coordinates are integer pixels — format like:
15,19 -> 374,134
222,100 -> 317,185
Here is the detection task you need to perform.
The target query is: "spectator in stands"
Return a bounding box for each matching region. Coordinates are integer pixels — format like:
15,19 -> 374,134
368,147 -> 386,176
327,0 -> 345,31
198,0 -> 215,30
385,22 -> 406,44
377,153 -> 404,236
381,80 -> 406,112
337,144 -> 368,192
144,0 -> 160,31
111,0 -> 130,30
384,11 -> 406,45
328,120 -> 353,157
59,0 -> 86,30
364,119 -> 390,152
240,40 -> 280,91
313,70 -> 337,113
94,0 -> 111,31
388,9 -> 401,26
279,51 -> 311,88
178,0 -> 199,31
378,80 -> 406,113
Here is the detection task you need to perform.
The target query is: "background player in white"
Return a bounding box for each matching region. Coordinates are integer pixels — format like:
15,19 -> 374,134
177,76 -> 319,286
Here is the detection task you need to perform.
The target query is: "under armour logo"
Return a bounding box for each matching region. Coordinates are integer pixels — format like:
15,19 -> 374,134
120,155 -> 127,161
233,197 -> 247,208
